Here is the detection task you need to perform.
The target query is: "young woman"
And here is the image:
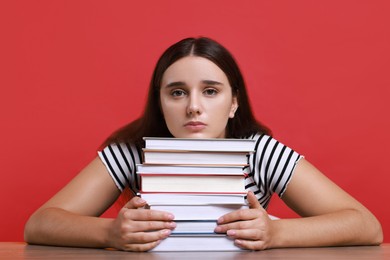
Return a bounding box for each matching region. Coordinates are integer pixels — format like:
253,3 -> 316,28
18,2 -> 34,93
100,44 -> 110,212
24,37 -> 383,252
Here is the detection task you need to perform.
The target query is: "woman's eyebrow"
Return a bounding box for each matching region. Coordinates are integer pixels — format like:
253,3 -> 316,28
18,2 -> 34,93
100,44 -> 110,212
164,81 -> 186,88
202,80 -> 224,86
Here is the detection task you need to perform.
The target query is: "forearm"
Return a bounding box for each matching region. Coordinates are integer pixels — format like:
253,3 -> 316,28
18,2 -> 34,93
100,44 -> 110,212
270,209 -> 383,248
24,207 -> 113,248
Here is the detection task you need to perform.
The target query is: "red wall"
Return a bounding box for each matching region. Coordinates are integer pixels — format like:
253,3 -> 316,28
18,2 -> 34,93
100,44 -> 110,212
1,1 -> 389,242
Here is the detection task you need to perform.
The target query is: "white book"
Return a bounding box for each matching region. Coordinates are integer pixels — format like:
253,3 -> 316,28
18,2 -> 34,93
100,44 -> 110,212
172,220 -> 217,234
139,193 -> 246,205
142,149 -> 250,165
144,137 -> 255,152
150,234 -> 243,251
139,174 -> 246,193
136,164 -> 246,175
148,204 -> 248,221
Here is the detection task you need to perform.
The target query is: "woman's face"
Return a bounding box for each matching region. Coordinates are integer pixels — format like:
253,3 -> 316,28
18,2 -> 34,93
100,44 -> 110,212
160,56 -> 238,138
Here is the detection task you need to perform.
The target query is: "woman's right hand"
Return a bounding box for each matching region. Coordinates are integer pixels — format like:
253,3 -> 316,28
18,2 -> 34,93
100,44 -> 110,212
107,196 -> 176,251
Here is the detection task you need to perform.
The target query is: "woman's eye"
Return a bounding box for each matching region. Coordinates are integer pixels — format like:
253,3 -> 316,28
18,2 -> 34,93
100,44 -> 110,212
171,89 -> 186,97
204,88 -> 218,96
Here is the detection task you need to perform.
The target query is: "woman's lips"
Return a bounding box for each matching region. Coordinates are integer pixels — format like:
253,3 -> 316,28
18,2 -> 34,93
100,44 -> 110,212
184,121 -> 206,131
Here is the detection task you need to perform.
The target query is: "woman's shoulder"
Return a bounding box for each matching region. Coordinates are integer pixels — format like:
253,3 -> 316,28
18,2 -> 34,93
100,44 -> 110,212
242,133 -> 302,155
99,141 -> 142,161
241,132 -> 271,141
100,140 -> 140,151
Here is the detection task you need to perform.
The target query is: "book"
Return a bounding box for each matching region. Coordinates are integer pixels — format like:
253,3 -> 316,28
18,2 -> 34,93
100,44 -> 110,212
139,174 -> 246,193
142,149 -> 250,165
147,204 -> 248,221
150,234 -> 242,251
171,220 -> 217,234
139,193 -> 248,220
136,164 -> 246,175
144,137 -> 255,152
139,193 -> 246,205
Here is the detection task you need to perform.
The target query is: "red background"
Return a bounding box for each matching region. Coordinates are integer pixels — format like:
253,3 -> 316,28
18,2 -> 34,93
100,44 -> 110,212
0,1 -> 389,242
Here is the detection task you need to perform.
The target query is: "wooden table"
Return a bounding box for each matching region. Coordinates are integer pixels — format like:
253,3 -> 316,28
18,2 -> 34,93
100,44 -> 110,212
1,242 -> 388,259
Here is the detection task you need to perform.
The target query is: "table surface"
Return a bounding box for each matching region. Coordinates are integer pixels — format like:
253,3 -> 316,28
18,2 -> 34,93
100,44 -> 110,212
1,242 -> 389,259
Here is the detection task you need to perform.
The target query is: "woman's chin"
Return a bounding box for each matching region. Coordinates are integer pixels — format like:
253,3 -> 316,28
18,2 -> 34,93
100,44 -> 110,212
173,133 -> 224,139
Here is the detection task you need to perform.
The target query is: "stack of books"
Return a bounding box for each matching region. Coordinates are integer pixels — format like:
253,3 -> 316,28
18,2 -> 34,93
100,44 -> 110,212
137,137 -> 255,251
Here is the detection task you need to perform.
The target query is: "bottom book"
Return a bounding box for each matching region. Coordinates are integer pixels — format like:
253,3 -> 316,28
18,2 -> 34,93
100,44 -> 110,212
150,234 -> 243,252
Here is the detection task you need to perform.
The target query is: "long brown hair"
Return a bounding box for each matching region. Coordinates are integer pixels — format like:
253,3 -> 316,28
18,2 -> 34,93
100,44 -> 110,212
102,37 -> 271,148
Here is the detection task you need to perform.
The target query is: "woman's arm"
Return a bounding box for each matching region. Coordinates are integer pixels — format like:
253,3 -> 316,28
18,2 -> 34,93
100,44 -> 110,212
272,158 -> 383,247
215,158 -> 383,250
24,157 -> 176,251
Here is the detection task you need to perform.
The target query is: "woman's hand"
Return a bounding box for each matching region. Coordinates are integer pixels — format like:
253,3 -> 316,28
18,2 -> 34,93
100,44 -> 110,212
107,197 -> 176,252
214,191 -> 273,250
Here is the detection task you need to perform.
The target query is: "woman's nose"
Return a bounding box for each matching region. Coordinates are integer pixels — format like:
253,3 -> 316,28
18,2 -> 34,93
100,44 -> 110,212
186,94 -> 202,115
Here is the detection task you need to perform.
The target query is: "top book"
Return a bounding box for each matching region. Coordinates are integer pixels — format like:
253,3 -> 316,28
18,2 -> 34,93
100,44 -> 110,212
143,137 -> 256,152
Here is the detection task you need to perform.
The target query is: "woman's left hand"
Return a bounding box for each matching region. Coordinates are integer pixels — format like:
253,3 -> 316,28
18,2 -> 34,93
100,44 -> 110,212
214,191 -> 274,250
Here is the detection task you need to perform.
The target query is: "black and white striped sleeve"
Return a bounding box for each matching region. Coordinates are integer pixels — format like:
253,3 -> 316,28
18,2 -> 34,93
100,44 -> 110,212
247,134 -> 303,207
98,142 -> 142,193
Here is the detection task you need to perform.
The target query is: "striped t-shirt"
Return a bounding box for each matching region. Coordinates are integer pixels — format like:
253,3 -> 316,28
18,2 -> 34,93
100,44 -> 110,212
98,133 -> 303,209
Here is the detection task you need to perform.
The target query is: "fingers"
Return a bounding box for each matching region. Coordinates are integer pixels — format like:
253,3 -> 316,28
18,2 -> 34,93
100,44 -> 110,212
124,229 -> 172,244
112,214 -> 175,251
217,191 -> 263,225
123,219 -> 177,233
234,238 -> 268,251
217,207 -> 262,226
227,229 -> 270,251
123,196 -> 147,209
122,240 -> 161,252
122,197 -> 175,222
112,199 -> 178,252
118,208 -> 176,233
247,191 -> 261,209
227,228 -> 263,240
213,192 -> 272,251
121,230 -> 171,252
123,208 -> 175,222
215,218 -> 257,233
